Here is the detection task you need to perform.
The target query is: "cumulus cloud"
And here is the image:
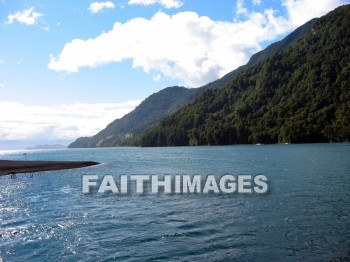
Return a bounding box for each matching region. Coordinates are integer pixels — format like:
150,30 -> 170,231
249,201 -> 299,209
283,0 -> 347,26
89,1 -> 115,14
49,11 -> 291,86
128,0 -> 183,9
7,7 -> 42,25
48,0 -> 346,87
0,100 -> 141,141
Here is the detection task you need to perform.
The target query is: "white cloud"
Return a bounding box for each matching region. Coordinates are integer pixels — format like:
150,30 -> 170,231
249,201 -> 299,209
153,74 -> 161,81
0,59 -> 4,64
0,100 -> 141,141
128,0 -> 183,9
7,7 -> 42,25
89,1 -> 115,14
252,0 -> 261,5
283,0 -> 347,27
0,84 -> 5,88
49,11 -> 291,86
236,0 -> 248,15
48,0 -> 346,87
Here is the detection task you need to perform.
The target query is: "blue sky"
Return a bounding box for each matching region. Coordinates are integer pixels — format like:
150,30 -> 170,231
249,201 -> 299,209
0,0 -> 348,149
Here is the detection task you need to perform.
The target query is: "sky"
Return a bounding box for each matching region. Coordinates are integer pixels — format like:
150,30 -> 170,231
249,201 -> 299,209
0,0 -> 348,149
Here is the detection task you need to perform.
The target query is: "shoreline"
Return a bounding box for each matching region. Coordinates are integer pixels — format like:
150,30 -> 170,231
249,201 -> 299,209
0,160 -> 100,176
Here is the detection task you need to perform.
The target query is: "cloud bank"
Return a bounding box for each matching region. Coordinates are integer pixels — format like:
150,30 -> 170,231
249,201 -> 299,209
0,101 -> 141,142
283,0 -> 344,27
49,0 -> 346,86
49,11 -> 290,86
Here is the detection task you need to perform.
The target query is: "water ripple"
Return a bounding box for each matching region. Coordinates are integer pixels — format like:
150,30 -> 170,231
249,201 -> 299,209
0,144 -> 349,261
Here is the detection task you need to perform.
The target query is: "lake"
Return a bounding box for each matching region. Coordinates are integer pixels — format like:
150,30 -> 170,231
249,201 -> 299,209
0,144 -> 349,261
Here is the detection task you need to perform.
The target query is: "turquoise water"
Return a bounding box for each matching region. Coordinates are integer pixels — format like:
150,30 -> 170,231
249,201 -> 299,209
0,144 -> 349,261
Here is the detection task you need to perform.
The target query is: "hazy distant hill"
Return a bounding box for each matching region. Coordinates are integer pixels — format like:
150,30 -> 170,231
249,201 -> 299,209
69,19 -> 315,148
26,144 -> 67,150
140,5 -> 350,146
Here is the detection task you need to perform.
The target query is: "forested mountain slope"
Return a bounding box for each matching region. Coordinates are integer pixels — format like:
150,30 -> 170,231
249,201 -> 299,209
140,5 -> 350,146
69,19 -> 316,148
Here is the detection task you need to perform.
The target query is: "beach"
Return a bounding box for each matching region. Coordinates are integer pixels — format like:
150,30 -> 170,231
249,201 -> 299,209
0,160 -> 100,176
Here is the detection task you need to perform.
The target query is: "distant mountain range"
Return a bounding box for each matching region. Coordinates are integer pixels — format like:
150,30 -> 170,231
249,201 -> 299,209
140,5 -> 350,146
69,18 -> 316,148
26,144 -> 67,150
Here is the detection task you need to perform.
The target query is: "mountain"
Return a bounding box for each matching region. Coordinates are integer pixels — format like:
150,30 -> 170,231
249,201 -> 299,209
140,5 -> 350,146
26,144 -> 67,150
69,86 -> 191,147
69,19 -> 315,148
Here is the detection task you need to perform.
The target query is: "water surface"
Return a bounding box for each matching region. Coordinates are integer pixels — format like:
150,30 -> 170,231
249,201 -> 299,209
0,144 -> 349,261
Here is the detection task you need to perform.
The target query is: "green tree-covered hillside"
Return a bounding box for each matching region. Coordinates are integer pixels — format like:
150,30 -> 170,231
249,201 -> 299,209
141,5 -> 350,146
69,19 -> 315,148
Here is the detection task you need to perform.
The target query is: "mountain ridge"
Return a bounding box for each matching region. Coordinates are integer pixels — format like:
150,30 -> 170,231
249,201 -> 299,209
140,5 -> 350,146
69,18 -> 316,148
